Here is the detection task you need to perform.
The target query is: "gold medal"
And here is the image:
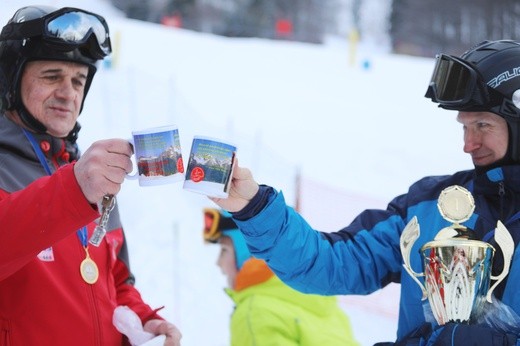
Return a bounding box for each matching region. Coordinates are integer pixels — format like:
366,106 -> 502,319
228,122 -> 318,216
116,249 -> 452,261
80,249 -> 99,284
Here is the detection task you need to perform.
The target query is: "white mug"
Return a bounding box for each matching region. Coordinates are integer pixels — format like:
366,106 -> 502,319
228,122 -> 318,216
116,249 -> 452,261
183,136 -> 236,198
126,125 -> 185,186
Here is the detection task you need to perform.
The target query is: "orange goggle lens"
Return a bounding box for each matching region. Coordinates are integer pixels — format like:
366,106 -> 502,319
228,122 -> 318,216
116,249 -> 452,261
203,208 -> 221,242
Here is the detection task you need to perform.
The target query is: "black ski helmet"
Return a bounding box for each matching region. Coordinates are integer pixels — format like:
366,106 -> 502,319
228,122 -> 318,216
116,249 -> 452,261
0,5 -> 112,135
425,40 -> 520,162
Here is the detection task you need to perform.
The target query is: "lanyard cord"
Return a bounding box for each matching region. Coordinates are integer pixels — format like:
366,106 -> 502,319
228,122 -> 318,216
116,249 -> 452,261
22,128 -> 53,175
22,129 -> 88,246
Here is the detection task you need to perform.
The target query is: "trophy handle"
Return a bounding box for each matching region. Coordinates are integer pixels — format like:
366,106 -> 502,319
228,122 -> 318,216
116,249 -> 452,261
400,216 -> 427,300
487,221 -> 515,303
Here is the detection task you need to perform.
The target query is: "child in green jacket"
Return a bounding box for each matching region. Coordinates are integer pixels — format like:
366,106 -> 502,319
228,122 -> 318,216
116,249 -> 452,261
203,208 -> 360,346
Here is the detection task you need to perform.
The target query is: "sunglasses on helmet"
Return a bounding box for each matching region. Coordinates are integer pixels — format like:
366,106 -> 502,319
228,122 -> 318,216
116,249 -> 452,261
425,54 -> 491,110
0,7 -> 111,59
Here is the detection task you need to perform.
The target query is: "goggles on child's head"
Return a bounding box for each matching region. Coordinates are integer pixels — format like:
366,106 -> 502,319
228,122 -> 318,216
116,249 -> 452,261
0,7 -> 111,59
203,208 -> 237,243
203,208 -> 221,243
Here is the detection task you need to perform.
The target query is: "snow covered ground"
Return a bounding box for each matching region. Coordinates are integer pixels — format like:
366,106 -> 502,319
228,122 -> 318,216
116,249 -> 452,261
1,1 -> 473,345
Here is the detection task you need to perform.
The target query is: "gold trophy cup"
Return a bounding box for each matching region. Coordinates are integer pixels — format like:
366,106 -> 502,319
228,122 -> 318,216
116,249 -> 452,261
400,185 -> 514,325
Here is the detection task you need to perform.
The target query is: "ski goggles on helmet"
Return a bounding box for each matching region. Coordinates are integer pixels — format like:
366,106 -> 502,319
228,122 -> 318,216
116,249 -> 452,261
0,7 -> 111,59
425,54 -> 492,110
203,208 -> 237,243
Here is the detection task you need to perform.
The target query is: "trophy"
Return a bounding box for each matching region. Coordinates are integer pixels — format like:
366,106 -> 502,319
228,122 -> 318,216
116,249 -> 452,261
400,185 -> 514,325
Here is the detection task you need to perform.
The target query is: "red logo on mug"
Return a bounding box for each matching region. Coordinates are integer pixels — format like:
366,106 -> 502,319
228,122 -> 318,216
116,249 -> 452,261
177,157 -> 184,173
191,167 -> 205,182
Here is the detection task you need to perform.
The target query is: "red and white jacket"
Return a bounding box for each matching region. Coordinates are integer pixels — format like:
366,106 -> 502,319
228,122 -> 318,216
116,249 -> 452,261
0,116 -> 162,345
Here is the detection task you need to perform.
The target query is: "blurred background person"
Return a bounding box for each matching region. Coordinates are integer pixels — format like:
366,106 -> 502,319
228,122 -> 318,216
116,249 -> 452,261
203,208 -> 359,346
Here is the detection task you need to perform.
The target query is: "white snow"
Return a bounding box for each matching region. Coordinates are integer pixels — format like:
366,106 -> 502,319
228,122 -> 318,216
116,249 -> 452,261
1,1 -> 474,345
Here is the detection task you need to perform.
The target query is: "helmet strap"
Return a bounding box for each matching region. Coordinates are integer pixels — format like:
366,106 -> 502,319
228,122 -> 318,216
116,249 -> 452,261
17,103 -> 47,133
497,98 -> 520,162
510,119 -> 520,162
66,121 -> 81,144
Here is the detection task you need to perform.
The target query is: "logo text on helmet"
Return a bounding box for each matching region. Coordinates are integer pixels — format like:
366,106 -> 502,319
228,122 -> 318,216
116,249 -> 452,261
488,66 -> 520,89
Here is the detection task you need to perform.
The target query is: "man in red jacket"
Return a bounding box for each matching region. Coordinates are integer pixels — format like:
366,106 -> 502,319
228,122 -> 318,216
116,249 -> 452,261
0,5 -> 181,345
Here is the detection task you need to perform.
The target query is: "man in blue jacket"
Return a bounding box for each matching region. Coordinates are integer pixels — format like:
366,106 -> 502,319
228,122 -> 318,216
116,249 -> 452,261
211,40 -> 520,345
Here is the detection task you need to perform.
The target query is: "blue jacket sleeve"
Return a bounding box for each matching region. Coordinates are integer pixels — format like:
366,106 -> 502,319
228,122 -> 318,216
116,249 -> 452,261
232,188 -> 405,296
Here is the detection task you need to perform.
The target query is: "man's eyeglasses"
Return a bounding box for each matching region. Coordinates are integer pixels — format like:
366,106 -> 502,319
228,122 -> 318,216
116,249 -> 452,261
0,7 -> 111,59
